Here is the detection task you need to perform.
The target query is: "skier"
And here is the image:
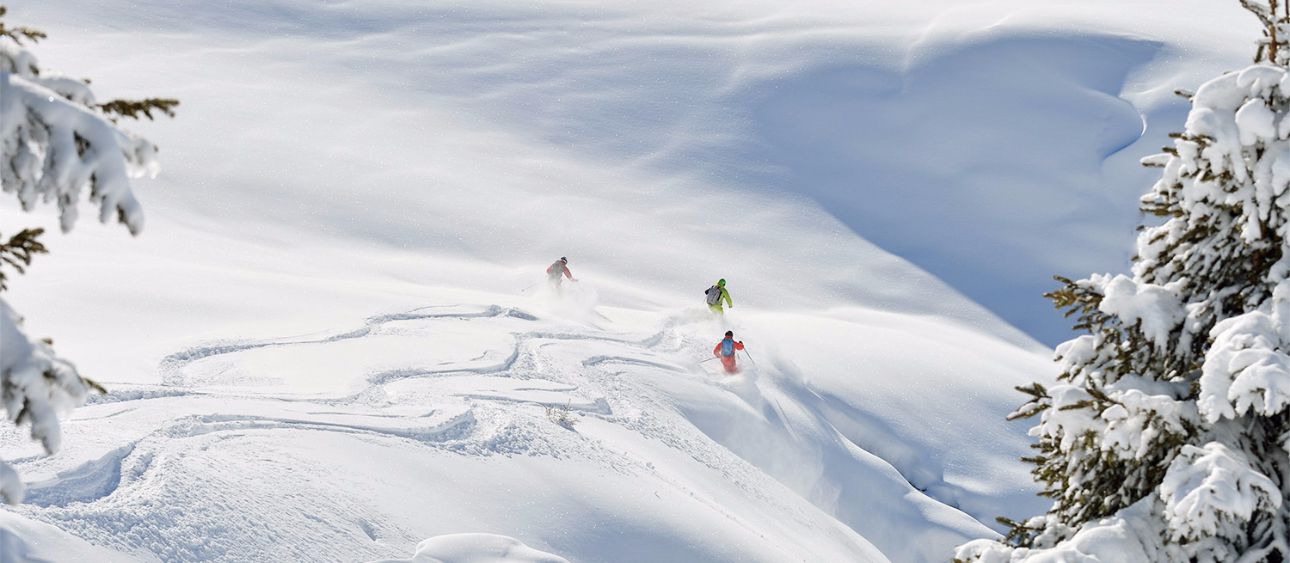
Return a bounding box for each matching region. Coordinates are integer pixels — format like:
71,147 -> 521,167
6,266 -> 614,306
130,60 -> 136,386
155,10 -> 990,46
704,278 -> 732,314
712,330 -> 745,374
547,257 -> 575,287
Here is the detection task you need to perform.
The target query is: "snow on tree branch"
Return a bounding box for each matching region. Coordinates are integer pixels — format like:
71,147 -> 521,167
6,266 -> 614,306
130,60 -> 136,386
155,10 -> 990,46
0,302 -> 102,504
0,6 -> 174,235
1200,300 -> 1290,423
1160,442 -> 1281,544
1,71 -> 157,234
0,6 -> 174,505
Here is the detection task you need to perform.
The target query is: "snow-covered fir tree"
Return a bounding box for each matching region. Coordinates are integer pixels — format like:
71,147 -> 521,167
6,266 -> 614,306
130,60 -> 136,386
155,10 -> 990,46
0,6 -> 175,504
958,2 -> 1290,561
1245,0 -> 1290,67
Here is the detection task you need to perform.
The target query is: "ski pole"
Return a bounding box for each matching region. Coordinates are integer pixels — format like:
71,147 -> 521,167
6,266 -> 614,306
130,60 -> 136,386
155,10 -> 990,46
742,348 -> 757,367
520,281 -> 541,293
699,356 -> 719,364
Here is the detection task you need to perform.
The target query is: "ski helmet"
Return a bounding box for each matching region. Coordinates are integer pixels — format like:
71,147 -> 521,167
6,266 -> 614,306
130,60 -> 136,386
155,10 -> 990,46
717,278 -> 726,286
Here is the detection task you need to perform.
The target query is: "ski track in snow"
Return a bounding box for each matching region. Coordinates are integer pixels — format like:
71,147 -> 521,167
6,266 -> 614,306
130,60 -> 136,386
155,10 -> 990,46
156,305 -> 539,387
4,302 -> 1000,562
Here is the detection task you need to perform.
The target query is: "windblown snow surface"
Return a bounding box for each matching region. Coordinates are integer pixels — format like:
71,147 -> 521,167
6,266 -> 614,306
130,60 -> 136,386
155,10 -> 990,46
0,0 -> 1263,561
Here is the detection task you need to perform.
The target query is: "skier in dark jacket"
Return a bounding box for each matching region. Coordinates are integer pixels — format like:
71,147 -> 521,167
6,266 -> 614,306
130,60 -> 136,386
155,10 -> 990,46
712,330 -> 745,374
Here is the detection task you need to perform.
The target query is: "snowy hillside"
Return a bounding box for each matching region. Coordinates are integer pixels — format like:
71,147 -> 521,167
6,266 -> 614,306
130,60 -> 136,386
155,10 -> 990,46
0,0 -> 1264,561
2,297 -> 1051,561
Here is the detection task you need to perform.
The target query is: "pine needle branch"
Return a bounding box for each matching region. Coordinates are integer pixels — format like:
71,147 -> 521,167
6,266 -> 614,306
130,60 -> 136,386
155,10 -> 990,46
0,228 -> 48,292
0,7 -> 46,45
98,98 -> 181,121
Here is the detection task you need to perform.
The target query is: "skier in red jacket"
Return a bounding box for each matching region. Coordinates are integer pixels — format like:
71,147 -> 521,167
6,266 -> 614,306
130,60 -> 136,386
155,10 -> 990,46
712,330 -> 745,374
546,257 -> 575,287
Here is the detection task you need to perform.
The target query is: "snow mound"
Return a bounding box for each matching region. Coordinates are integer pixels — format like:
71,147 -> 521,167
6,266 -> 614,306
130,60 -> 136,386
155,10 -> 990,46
372,533 -> 569,563
0,510 -> 133,563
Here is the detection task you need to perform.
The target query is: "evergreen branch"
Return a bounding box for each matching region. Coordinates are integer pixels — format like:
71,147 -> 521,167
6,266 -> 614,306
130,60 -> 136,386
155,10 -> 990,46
0,7 -> 46,45
1243,0 -> 1276,27
0,228 -> 48,292
98,98 -> 181,121
82,376 -> 107,395
1016,382 -> 1049,399
0,23 -> 45,44
1058,400 -> 1096,411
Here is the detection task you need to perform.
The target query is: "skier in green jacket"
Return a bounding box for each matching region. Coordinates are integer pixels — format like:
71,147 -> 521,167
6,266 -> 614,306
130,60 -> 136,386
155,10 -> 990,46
704,279 -> 733,314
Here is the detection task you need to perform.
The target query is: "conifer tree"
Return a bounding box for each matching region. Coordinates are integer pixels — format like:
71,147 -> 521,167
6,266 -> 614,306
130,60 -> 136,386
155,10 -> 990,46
0,6 -> 175,504
959,2 -> 1290,560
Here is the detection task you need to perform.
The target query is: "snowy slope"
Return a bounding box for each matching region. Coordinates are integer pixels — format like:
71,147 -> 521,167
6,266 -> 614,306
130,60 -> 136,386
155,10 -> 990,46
4,298 -> 1033,561
8,0 -> 1253,346
0,0 -> 1262,561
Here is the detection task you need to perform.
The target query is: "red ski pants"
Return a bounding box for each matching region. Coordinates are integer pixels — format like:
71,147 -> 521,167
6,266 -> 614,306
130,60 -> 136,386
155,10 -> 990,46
720,356 -> 738,374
